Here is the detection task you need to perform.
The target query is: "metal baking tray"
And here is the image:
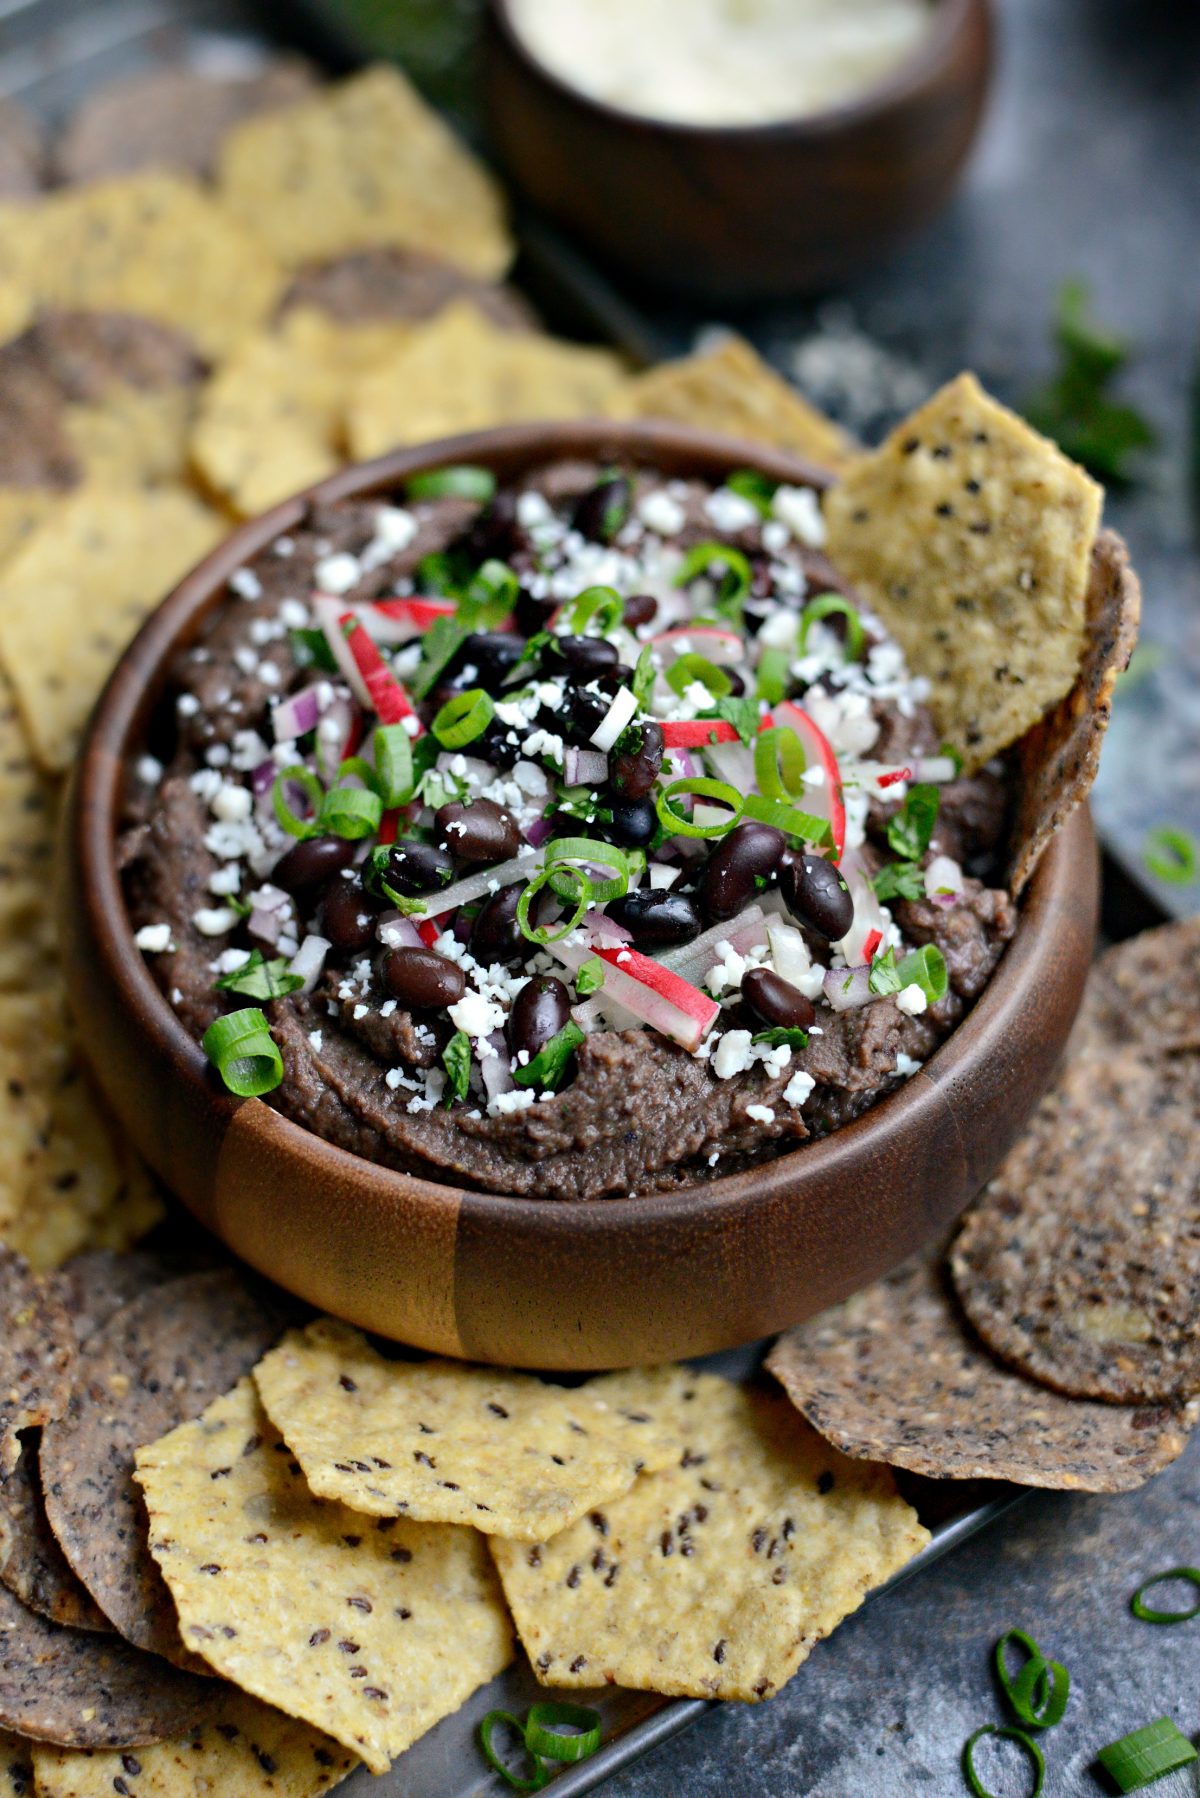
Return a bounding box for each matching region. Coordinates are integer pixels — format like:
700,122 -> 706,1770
0,5 -> 1176,1789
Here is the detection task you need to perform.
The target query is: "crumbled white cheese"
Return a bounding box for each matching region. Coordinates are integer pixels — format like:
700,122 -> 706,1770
448,988 -> 505,1039
895,1051 -> 922,1078
207,864 -> 242,896
783,1070 -> 816,1109
713,1029 -> 754,1079
896,982 -> 928,1016
176,693 -> 200,719
135,754 -> 163,784
315,552 -> 360,594
211,783 -> 253,824
135,923 -> 173,953
772,484 -> 827,547
638,489 -> 686,536
309,1030 -> 324,1052
230,567 -> 262,600
705,487 -> 760,534
192,906 -> 239,937
746,1103 -> 776,1125
488,1089 -> 539,1117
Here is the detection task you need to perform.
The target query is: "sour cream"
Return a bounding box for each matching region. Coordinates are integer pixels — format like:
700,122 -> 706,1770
506,0 -> 937,128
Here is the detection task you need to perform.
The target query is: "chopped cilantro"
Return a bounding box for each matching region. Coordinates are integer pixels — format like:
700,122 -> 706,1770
887,784 -> 940,862
575,958 -> 605,997
702,695 -> 761,746
512,1019 -> 585,1092
290,627 -> 338,673
214,950 -> 304,1002
751,1026 -> 809,1050
726,468 -> 778,518
1023,280 -> 1155,483
872,861 -> 926,902
442,1030 -> 472,1105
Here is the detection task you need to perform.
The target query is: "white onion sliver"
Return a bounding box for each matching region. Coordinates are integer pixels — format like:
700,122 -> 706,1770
288,934 -> 330,994
766,920 -> 812,988
648,863 -> 681,890
562,746 -> 609,787
248,906 -> 282,948
430,851 -> 541,918
913,755 -> 961,784
590,684 -> 638,753
924,855 -> 963,903
480,1037 -> 515,1103
658,905 -> 767,983
824,965 -> 873,1011
588,912 -> 633,946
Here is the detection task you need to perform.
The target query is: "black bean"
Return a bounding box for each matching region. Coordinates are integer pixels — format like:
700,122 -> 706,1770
382,947 -> 465,1010
514,589 -> 559,638
622,592 -> 657,630
572,475 -> 630,544
507,975 -> 570,1060
561,680 -> 614,747
551,635 -> 619,675
780,854 -> 854,940
696,822 -> 786,924
469,882 -> 529,965
724,669 -> 746,697
457,632 -> 525,686
609,719 -> 663,800
608,797 -> 658,848
475,718 -> 523,769
434,798 -> 521,863
321,876 -> 379,954
741,967 -> 815,1032
604,889 -> 702,948
272,835 -> 356,898
460,489 -> 521,564
385,840 -> 456,898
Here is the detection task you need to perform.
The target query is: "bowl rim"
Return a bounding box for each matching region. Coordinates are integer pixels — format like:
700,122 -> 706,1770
76,415 -> 1079,1233
485,0 -> 989,144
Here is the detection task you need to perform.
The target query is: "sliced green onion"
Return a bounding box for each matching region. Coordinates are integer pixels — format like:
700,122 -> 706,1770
415,548 -> 469,597
994,1630 -> 1069,1729
666,653 -> 733,701
1097,1718 -> 1198,1792
565,585 -> 623,636
656,776 -> 743,840
632,643 -> 657,708
319,783 -> 383,840
462,559 -> 519,631
726,468 -> 778,518
442,1030 -> 472,1106
202,1009 -> 283,1098
272,765 -> 324,839
963,1725 -> 1044,1798
432,687 -> 495,749
754,725 -> 807,802
478,1711 -> 548,1793
755,644 -> 791,706
290,626 -> 338,673
407,464 -> 496,503
674,542 -> 753,621
372,724 -> 415,807
1144,826 -> 1197,885
524,1702 -> 603,1764
411,616 -> 467,698
1130,1568 -> 1200,1624
798,593 -> 866,662
512,1019 -> 585,1092
214,951 -> 303,1002
544,837 -> 633,905
741,791 -> 831,847
575,956 -> 605,996
516,865 -> 591,945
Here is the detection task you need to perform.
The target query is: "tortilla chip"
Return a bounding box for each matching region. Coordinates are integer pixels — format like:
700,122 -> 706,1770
0,665 -> 59,992
0,1579 -> 214,1750
279,246 -> 538,333
346,302 -> 626,460
0,491 -> 59,572
217,65 -> 512,281
0,485 -> 223,773
950,1045 -> 1200,1405
254,1317 -> 682,1540
824,373 -> 1103,773
0,1249 -> 73,1476
31,1691 -> 354,1798
1008,528 -> 1140,894
490,1369 -> 927,1702
0,1728 -> 31,1795
0,203 -> 36,345
1071,919 -> 1200,1063
766,1253 -> 1198,1491
63,388 -> 197,489
0,100 -> 43,200
24,175 -> 282,359
612,335 -> 857,473
40,1270 -> 293,1668
135,1377 -> 513,1775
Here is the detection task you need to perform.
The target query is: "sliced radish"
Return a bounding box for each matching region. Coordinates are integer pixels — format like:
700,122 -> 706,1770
659,905 -> 768,984
772,700 -> 846,859
651,625 -> 743,666
336,611 -> 422,732
875,766 -> 912,790
660,719 -> 740,748
549,937 -> 718,1052
835,840 -> 889,967
862,927 -> 883,963
416,918 -> 442,948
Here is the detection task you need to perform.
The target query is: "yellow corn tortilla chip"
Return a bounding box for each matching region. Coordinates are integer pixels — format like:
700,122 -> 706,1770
0,1728 -> 31,1795
216,65 -> 512,281
190,308 -> 414,517
490,1368 -> 928,1703
31,1691 -> 355,1798
64,386 -> 197,489
0,201 -> 37,342
0,485 -> 223,773
346,301 -> 626,460
0,662 -> 59,991
611,335 -> 857,473
24,174 -> 282,359
823,372 -> 1103,774
135,1378 -> 513,1775
254,1317 -> 683,1540
0,488 -> 60,570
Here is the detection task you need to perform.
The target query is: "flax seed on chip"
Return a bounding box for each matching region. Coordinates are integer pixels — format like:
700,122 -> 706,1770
490,1368 -> 927,1703
0,1249 -> 73,1476
134,1378 -> 512,1774
253,1316 -> 682,1539
824,372 -> 1103,773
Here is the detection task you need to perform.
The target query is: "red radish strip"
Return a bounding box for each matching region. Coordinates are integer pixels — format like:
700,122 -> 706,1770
337,612 -> 422,732
314,594 -> 373,708
549,937 -> 718,1052
378,809 -> 401,846
417,918 -> 441,948
651,625 -> 742,665
588,912 -> 633,947
876,766 -> 912,790
660,719 -> 740,748
835,840 -> 889,966
372,597 -> 456,628
862,927 -> 883,963
772,701 -> 846,860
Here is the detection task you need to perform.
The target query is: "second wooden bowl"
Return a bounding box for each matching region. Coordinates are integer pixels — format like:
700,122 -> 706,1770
62,420 -> 1098,1370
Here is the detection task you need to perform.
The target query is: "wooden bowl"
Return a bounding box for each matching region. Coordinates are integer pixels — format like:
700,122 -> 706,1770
62,420 -> 1097,1370
481,0 -> 993,301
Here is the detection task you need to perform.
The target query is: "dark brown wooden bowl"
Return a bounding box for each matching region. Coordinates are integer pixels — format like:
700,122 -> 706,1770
62,420 -> 1097,1370
482,0 -> 993,301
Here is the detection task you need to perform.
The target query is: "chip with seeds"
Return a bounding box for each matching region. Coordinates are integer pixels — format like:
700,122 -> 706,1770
346,302 -> 626,460
0,1249 -> 73,1476
824,373 -> 1103,773
1008,527 -> 1141,894
610,334 -> 856,473
31,1690 -> 355,1798
40,1269 -> 293,1668
0,492 -> 59,575
135,1377 -> 512,1774
490,1369 -> 927,1702
63,388 -> 198,490
279,246 -> 537,333
0,665 -> 59,992
217,65 -> 512,281
254,1317 -> 682,1540
0,1579 -> 214,1750
22,174 -> 282,360
767,1253 -> 1198,1491
1071,919 -> 1200,1063
950,1045 -> 1200,1405
0,485 -> 223,773
0,1727 -> 31,1796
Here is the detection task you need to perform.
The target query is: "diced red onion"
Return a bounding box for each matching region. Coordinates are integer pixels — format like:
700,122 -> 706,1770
247,906 -> 282,948
589,684 -> 638,753
562,746 -> 608,787
665,746 -> 701,782
376,912 -> 424,950
588,911 -> 633,946
271,682 -> 326,743
658,904 -> 768,983
288,933 -> 330,994
251,757 -> 277,797
315,694 -> 358,782
524,816 -> 555,848
429,851 -> 541,918
824,964 -> 874,1011
924,854 -> 963,906
480,1035 -> 515,1102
